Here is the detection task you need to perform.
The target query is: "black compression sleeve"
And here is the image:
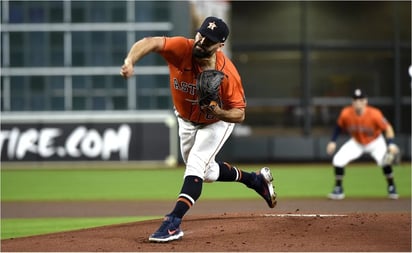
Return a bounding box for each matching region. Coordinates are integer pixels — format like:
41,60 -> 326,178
331,125 -> 341,142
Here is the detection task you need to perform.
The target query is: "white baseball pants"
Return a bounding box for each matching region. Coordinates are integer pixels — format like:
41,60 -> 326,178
176,115 -> 234,182
333,134 -> 388,167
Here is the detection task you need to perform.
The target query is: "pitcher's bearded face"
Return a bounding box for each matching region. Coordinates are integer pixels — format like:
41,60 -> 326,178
192,33 -> 221,59
192,41 -> 214,58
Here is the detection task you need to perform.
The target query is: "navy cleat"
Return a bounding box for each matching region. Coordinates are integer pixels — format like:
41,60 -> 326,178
328,186 -> 345,200
252,167 -> 277,208
149,215 -> 184,242
388,185 -> 399,200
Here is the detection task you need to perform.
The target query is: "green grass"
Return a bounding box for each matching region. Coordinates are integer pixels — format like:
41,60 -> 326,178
204,164 -> 411,199
1,169 -> 185,201
1,216 -> 159,239
2,163 -> 410,201
1,163 -> 410,239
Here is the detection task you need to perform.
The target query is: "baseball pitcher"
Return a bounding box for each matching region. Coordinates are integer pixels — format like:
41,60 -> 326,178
120,16 -> 277,243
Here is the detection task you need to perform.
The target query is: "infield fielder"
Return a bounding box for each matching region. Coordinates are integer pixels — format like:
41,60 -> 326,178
326,89 -> 400,200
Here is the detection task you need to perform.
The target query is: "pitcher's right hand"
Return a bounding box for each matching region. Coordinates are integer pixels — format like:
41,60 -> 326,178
120,59 -> 134,79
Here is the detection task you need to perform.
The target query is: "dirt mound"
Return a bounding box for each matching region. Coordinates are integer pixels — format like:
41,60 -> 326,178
2,212 -> 411,252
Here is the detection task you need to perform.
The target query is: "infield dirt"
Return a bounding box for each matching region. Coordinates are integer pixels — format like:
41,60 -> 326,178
1,198 -> 411,252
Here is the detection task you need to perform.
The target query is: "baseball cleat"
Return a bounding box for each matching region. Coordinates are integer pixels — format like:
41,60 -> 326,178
388,185 -> 399,200
149,215 -> 184,242
328,186 -> 345,200
254,167 -> 277,208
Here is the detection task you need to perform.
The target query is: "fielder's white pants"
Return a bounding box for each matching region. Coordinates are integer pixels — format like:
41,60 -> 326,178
176,115 -> 234,182
333,134 -> 388,167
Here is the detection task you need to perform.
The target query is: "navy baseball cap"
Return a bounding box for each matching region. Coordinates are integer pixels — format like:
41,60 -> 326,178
352,89 -> 366,99
197,16 -> 229,43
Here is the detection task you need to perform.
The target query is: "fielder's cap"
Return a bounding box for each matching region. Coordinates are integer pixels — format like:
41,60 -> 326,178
352,88 -> 366,99
197,16 -> 229,43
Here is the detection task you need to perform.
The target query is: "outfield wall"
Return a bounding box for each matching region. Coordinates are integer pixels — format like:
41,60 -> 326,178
1,112 -> 410,166
218,132 -> 411,163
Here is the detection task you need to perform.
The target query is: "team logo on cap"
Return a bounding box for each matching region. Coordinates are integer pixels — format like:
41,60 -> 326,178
207,21 -> 217,30
354,89 -> 362,96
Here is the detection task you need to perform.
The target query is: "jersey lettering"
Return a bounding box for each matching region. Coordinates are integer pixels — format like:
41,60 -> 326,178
205,113 -> 216,120
173,78 -> 196,95
347,125 -> 374,137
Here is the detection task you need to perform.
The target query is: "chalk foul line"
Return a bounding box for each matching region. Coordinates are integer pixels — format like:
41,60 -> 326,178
263,214 -> 348,217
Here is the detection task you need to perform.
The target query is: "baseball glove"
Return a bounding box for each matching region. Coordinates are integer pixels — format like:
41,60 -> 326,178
196,70 -> 225,109
382,151 -> 401,166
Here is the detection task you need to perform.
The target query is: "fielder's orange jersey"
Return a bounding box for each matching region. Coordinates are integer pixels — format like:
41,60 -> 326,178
158,36 -> 246,124
337,105 -> 389,145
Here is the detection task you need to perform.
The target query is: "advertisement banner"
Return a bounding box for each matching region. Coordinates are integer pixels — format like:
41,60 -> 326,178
1,112 -> 178,164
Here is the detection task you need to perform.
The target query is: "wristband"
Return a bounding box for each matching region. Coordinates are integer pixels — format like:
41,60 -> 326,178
387,138 -> 394,145
331,125 -> 341,142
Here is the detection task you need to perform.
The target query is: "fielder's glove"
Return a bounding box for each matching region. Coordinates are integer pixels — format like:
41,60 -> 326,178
196,70 -> 225,111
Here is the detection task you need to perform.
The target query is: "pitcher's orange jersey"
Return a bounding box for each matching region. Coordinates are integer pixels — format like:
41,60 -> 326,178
337,105 -> 389,145
158,36 -> 246,124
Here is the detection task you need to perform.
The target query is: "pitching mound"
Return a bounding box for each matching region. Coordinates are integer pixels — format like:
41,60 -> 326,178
2,211 -> 410,252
